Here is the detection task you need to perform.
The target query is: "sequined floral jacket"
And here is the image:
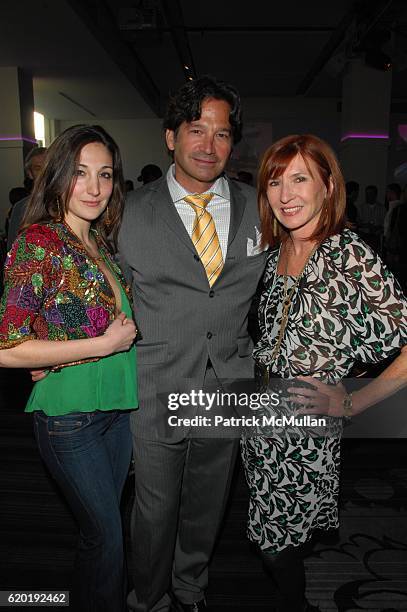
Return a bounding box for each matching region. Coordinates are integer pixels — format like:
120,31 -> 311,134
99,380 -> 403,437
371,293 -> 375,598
0,223 -> 132,352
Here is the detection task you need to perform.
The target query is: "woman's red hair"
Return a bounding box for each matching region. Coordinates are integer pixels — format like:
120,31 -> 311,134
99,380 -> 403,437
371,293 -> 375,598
258,134 -> 346,249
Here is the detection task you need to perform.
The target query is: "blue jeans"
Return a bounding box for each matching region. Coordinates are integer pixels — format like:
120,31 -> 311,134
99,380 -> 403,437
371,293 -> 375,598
33,410 -> 132,612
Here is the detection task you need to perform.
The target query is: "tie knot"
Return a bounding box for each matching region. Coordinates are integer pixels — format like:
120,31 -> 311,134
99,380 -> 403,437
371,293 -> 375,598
183,193 -> 214,210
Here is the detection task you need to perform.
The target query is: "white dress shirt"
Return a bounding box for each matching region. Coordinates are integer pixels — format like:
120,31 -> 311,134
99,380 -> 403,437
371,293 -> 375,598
166,164 -> 231,259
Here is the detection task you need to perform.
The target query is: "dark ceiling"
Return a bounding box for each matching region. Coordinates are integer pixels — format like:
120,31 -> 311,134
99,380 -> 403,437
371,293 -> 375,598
2,0 -> 407,120
68,0 -> 407,116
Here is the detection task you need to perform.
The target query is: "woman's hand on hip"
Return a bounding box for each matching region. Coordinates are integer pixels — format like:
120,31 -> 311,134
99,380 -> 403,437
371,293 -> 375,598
288,376 -> 348,418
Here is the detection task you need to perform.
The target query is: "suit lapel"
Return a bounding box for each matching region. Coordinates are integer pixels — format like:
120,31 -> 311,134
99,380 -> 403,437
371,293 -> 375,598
149,177 -> 248,262
227,179 -> 247,247
149,178 -> 196,254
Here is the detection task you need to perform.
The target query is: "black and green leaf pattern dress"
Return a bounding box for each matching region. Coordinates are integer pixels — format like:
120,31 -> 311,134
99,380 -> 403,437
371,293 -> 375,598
241,229 -> 407,553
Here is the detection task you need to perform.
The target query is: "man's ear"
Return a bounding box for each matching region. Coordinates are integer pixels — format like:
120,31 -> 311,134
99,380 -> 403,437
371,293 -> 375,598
165,129 -> 175,151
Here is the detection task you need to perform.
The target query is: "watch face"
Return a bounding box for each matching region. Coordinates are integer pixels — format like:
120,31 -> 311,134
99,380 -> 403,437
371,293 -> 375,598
343,394 -> 353,418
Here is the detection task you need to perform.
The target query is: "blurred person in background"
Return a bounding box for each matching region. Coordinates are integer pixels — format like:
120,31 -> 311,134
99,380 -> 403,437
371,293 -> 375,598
137,163 -> 162,185
357,184 -> 385,252
124,179 -> 135,193
7,146 -> 47,250
345,180 -> 359,226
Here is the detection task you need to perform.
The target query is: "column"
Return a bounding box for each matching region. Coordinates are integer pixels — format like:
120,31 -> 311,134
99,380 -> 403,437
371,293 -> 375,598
340,58 -> 392,202
0,67 -> 36,230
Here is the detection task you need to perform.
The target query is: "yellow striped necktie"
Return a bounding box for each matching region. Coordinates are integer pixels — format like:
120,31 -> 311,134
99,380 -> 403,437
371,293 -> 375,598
183,193 -> 224,286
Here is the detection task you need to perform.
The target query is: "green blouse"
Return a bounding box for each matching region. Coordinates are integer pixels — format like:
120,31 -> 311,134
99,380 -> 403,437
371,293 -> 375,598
26,277 -> 138,417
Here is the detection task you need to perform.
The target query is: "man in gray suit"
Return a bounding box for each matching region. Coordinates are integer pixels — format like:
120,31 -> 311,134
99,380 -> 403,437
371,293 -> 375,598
6,146 -> 47,250
119,76 -> 266,612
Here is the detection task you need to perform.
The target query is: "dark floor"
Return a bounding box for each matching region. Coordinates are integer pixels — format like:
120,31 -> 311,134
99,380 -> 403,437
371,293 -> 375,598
1,368 -> 407,612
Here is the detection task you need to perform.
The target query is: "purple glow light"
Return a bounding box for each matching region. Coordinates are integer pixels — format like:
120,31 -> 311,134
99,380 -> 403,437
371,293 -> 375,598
341,132 -> 389,142
0,135 -> 38,144
398,125 -> 407,142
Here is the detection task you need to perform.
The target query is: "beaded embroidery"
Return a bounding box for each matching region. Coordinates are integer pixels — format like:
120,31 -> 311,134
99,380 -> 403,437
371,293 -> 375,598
0,223 -> 132,353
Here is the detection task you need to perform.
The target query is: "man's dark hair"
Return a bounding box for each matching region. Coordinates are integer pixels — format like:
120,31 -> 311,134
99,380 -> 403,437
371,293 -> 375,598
163,75 -> 242,144
138,164 -> 163,184
366,184 -> 378,195
387,182 -> 401,198
9,186 -> 29,205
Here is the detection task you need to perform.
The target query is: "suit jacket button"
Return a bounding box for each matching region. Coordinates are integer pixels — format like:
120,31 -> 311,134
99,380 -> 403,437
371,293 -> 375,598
206,332 -> 213,339
194,254 -> 200,261
209,290 -> 215,298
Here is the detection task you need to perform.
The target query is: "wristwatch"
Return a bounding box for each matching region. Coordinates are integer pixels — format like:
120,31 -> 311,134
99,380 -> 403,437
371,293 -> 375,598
342,392 -> 353,420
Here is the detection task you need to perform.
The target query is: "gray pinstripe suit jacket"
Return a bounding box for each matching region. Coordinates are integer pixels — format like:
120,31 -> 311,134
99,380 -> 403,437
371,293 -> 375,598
118,176 -> 266,442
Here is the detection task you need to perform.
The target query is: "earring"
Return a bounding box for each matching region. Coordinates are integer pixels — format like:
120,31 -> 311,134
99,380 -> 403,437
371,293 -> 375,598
322,198 -> 328,219
273,216 -> 278,236
55,197 -> 63,222
104,205 -> 111,228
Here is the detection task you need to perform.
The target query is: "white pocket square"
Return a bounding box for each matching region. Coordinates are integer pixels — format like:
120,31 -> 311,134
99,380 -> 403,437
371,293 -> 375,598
247,226 -> 268,256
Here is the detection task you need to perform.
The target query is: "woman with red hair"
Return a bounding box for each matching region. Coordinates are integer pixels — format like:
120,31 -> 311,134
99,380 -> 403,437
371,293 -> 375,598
241,134 -> 407,611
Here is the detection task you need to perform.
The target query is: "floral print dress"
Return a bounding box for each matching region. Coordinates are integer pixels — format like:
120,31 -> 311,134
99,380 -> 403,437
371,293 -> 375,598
241,230 -> 407,553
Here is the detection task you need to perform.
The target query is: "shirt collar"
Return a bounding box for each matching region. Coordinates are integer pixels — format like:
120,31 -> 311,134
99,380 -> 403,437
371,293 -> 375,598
166,163 -> 230,204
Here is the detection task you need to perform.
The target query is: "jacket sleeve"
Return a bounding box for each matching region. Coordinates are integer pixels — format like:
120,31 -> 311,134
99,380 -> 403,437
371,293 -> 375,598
0,225 -> 63,349
343,235 -> 407,363
6,197 -> 28,251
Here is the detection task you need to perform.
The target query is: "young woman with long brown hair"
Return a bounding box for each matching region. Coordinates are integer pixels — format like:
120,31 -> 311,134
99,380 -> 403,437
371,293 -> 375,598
0,125 -> 138,612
